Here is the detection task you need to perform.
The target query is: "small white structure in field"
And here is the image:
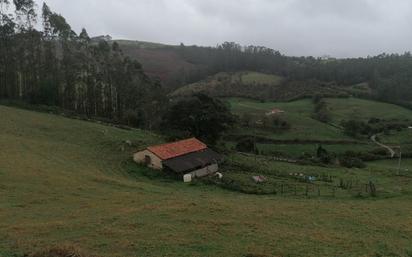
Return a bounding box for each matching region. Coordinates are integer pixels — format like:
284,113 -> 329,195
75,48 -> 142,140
266,108 -> 285,116
183,174 -> 192,183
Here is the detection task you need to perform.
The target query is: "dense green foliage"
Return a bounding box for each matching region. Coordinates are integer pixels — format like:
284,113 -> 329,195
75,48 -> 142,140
235,137 -> 256,153
341,118 -> 410,138
0,1 -> 163,127
161,94 -> 235,144
158,42 -> 412,105
180,43 -> 412,103
339,152 -> 366,168
312,95 -> 331,123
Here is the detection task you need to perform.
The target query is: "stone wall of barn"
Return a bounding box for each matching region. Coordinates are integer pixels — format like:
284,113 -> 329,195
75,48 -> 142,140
133,150 -> 163,170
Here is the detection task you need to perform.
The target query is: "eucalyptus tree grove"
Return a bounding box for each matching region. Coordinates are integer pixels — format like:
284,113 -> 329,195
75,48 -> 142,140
0,1 -> 163,127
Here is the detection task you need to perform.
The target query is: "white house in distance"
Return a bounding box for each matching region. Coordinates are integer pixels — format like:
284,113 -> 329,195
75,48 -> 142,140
266,108 -> 285,116
134,138 -> 223,178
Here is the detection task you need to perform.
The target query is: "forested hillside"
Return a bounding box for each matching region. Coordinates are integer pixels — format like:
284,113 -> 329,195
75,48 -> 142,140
0,0 -> 164,127
1,0 -> 412,129
120,41 -> 412,107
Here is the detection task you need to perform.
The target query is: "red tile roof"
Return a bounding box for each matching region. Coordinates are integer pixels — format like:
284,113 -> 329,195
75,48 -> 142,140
147,138 -> 207,160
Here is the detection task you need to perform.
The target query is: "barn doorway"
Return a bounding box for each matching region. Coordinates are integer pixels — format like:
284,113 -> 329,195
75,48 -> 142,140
144,155 -> 151,165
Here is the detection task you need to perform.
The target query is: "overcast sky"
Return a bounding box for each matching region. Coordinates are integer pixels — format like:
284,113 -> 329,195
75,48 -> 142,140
33,0 -> 412,58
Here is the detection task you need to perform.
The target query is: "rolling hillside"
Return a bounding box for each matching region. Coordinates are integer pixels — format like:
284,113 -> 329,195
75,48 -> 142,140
1,106 -> 412,257
171,71 -> 349,101
325,98 -> 412,122
225,97 -> 412,158
171,71 -> 282,99
115,40 -> 203,85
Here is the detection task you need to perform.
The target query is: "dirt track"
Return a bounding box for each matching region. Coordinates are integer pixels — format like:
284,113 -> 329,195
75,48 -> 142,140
371,134 -> 396,158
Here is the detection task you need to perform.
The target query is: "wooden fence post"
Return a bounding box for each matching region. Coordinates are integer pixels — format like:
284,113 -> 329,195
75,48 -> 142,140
369,181 -> 377,197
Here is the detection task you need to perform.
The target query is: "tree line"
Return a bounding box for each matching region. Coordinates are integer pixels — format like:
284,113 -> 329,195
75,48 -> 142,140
0,0 -> 164,128
173,43 -> 412,105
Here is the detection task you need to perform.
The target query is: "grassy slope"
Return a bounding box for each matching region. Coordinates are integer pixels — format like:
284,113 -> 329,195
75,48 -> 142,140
227,153 -> 412,197
226,97 -> 412,157
227,97 -> 348,141
327,98 -> 412,156
172,71 -> 284,99
1,106 -> 412,257
172,71 -> 350,101
237,72 -> 283,84
369,159 -> 412,172
326,98 -> 412,122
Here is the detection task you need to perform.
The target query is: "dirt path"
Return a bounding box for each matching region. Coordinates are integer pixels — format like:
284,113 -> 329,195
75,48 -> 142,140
371,134 -> 396,158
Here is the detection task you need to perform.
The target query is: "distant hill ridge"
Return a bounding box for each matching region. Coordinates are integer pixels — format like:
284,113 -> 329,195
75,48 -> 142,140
171,71 -> 349,101
105,38 -> 411,107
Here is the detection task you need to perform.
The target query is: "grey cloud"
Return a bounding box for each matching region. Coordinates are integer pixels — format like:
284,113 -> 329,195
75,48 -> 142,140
34,0 -> 412,57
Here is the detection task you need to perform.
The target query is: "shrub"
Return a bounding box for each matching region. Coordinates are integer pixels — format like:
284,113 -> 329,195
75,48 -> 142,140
341,119 -> 372,137
240,113 -> 253,127
339,156 -> 366,168
122,109 -> 144,127
316,145 -> 334,164
236,138 -> 257,154
272,117 -> 291,130
312,97 -> 331,123
370,148 -> 389,156
312,94 -> 324,104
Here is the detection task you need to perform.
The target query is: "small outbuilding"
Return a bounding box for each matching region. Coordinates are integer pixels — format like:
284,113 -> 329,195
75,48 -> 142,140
266,108 -> 285,116
134,138 -> 223,178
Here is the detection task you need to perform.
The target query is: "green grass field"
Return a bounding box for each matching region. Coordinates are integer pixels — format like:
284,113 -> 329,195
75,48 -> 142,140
379,129 -> 412,145
368,159 -> 412,172
1,105 -> 412,257
227,97 -> 350,141
171,71 -> 284,100
225,97 -> 412,157
256,143 -> 377,158
237,72 -> 283,85
225,141 -> 377,158
326,98 -> 412,122
225,153 -> 412,197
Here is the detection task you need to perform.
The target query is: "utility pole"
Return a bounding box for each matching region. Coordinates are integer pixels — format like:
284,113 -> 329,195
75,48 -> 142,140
254,119 -> 264,162
254,121 -> 257,163
397,146 -> 402,176
399,127 -> 412,175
